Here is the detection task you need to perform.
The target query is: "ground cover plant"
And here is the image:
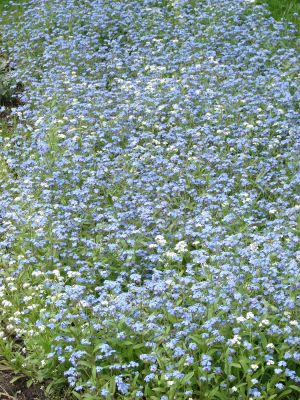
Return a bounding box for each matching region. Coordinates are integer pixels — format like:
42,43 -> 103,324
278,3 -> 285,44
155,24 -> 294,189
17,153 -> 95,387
0,0 -> 299,399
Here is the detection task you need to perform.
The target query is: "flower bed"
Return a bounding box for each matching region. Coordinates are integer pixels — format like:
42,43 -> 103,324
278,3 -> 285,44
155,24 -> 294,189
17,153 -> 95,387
0,0 -> 299,399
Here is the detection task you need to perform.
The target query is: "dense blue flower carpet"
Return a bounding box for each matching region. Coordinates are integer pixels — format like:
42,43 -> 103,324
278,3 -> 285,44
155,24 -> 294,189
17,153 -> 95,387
0,0 -> 299,398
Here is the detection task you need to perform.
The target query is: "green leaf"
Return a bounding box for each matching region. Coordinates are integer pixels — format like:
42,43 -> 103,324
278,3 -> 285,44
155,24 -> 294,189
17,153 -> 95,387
260,334 -> 267,348
109,378 -> 116,394
133,343 -> 145,349
132,372 -> 140,386
145,384 -> 152,396
290,385 -> 300,393
208,387 -> 220,398
26,379 -> 33,388
214,391 -> 228,400
0,364 -> 13,371
92,365 -> 96,380
239,356 -> 249,372
83,394 -> 98,400
77,360 -> 92,368
9,375 -> 23,384
123,340 -> 133,345
230,362 -> 241,368
152,387 -> 165,393
182,371 -> 194,384
278,389 -> 292,399
45,377 -> 66,394
72,392 -> 82,400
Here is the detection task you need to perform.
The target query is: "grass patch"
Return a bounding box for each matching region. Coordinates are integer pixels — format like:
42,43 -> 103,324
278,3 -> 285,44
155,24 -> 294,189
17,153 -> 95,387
257,0 -> 300,30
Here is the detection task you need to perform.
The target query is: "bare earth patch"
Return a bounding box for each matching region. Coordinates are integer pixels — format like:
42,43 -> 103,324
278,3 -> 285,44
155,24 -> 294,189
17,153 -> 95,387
0,372 -> 46,400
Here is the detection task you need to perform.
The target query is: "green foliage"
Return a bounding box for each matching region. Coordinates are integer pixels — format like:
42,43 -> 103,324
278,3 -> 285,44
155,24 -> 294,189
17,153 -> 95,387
257,0 -> 300,30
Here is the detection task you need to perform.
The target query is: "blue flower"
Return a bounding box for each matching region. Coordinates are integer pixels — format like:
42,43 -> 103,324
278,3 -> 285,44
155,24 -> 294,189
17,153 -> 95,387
101,388 -> 110,397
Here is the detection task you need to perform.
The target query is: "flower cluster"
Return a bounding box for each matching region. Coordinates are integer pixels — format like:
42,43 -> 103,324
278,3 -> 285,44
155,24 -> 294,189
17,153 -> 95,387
0,0 -> 299,399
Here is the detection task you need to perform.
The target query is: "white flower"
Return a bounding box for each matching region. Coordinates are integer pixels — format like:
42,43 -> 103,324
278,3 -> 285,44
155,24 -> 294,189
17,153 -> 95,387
167,381 -> 174,386
236,316 -> 246,323
267,360 -> 274,365
175,241 -> 188,253
67,271 -> 81,278
32,270 -> 43,277
6,324 -> 15,333
155,235 -> 167,246
230,386 -> 238,393
261,319 -> 270,326
266,343 -> 275,349
37,324 -> 45,331
28,304 -> 38,310
2,300 -> 12,307
249,242 -> 259,251
229,335 -> 241,345
246,312 -> 254,319
290,320 -> 298,326
166,279 -> 174,286
78,300 -> 89,308
165,251 -> 177,259
251,364 -> 259,371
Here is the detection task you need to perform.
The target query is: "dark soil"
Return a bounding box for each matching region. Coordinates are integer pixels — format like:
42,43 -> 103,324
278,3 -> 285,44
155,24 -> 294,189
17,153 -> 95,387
0,372 -> 47,400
